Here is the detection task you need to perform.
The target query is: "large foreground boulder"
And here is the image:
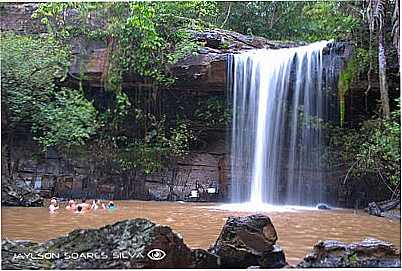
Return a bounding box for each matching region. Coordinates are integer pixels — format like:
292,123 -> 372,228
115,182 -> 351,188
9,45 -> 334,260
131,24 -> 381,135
208,214 -> 286,268
1,177 -> 43,207
297,238 -> 401,268
2,219 -> 219,269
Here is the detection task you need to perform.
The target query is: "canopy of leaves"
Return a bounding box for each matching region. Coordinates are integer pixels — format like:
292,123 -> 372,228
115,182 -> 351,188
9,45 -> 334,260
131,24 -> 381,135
1,33 -> 98,150
32,88 -> 99,150
1,33 -> 69,127
214,1 -> 361,42
328,100 -> 401,190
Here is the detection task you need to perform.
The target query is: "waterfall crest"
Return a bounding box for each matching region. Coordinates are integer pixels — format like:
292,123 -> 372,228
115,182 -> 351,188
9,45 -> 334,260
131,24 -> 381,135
229,41 -> 339,206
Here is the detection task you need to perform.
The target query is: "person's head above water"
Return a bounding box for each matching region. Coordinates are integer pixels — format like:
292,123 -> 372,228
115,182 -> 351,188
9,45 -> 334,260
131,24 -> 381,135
82,199 -> 86,203
77,205 -> 83,212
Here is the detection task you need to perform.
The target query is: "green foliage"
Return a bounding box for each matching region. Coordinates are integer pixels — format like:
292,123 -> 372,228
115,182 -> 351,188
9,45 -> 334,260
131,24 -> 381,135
31,2 -> 211,173
33,2 -> 218,87
1,33 -> 69,127
194,97 -> 230,127
329,100 -> 401,188
300,2 -> 360,42
338,48 -> 370,125
117,109 -> 195,174
216,1 -> 361,42
1,33 -> 99,150
339,48 -> 370,96
167,120 -> 195,158
32,88 -> 98,150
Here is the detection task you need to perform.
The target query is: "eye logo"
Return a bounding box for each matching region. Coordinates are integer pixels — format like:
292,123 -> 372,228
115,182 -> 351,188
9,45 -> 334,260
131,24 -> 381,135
147,249 -> 166,261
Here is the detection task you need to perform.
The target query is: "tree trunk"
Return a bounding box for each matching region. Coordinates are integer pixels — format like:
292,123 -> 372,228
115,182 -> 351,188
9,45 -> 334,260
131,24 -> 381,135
378,29 -> 390,118
393,0 -> 400,63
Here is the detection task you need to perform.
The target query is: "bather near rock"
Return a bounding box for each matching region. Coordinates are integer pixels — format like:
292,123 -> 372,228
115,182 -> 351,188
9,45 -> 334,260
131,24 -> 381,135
1,177 -> 43,207
297,238 -> 401,268
1,219 -> 219,269
208,214 -> 286,268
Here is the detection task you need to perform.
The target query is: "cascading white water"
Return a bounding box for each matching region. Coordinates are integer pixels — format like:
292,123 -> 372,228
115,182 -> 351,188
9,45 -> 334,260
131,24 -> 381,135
229,41 -> 339,207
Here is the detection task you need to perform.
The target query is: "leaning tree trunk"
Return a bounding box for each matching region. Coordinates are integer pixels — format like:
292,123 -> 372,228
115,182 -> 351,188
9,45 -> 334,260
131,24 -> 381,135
378,29 -> 390,118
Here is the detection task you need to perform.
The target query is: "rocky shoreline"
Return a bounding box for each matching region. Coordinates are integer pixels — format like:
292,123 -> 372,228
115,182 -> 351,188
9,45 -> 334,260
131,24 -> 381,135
1,177 -> 43,207
2,214 -> 400,269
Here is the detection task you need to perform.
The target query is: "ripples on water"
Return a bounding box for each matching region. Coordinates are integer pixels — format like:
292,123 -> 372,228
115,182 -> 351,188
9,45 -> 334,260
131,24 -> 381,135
2,200 -> 400,265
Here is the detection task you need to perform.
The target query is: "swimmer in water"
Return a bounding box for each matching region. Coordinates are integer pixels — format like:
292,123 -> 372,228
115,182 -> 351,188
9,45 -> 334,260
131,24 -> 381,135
49,200 -> 59,213
75,205 -> 84,214
50,197 -> 58,206
66,199 -> 76,210
107,200 -> 115,209
78,199 -> 91,211
90,200 -> 98,210
97,199 -> 106,209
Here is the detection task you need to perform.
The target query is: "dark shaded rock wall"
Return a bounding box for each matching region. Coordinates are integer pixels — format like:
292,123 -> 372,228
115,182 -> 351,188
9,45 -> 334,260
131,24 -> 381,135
2,134 -> 230,201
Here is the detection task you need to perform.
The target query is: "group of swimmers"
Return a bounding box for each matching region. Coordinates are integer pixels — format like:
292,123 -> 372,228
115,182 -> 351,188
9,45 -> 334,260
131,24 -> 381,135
48,198 -> 116,213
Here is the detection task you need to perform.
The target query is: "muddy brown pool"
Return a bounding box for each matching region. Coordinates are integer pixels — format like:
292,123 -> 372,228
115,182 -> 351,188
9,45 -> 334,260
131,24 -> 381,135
2,200 -> 400,265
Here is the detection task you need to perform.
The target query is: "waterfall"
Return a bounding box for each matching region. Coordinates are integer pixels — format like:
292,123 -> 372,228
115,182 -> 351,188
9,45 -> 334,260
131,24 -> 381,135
229,41 -> 339,206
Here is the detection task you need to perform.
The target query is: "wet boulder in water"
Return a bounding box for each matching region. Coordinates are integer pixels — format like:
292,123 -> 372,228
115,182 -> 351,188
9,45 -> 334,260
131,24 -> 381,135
2,219 -> 219,269
297,238 -> 401,268
1,177 -> 43,207
209,214 -> 286,268
367,202 -> 383,216
316,203 -> 331,210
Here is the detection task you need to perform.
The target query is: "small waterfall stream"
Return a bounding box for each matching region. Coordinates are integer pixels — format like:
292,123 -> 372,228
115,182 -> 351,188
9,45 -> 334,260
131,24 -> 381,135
228,41 -> 339,207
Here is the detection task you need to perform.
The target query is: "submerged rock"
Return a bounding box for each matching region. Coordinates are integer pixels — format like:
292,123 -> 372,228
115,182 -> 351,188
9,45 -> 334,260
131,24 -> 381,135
1,177 -> 43,207
297,238 -> 401,268
2,219 -> 219,269
209,214 -> 286,268
368,201 -> 383,216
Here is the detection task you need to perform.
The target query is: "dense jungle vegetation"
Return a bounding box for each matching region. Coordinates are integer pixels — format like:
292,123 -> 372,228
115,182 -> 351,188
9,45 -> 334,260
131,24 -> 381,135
1,1 -> 400,199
